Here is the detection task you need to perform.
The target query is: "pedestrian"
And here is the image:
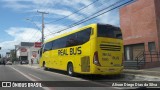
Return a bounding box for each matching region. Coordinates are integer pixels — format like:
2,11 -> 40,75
3,60 -> 5,66
31,58 -> 33,66
20,60 -> 22,65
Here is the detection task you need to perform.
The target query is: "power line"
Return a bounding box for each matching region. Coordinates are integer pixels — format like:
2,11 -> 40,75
0,1 -> 49,55
23,0 -> 50,43
45,0 -> 99,24
26,10 -> 49,43
44,0 -> 122,36
26,17 -> 54,42
24,11 -> 42,42
25,18 -> 41,42
45,0 -> 134,37
22,4 -> 43,42
71,0 -> 125,26
27,0 -> 106,42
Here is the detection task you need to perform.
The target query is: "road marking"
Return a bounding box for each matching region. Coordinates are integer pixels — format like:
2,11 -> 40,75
28,73 -> 42,80
21,65 -> 86,81
9,66 -> 36,81
8,66 -> 51,90
20,65 -> 122,89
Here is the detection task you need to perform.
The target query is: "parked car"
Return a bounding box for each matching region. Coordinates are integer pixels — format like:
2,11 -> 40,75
20,60 -> 29,64
6,61 -> 12,65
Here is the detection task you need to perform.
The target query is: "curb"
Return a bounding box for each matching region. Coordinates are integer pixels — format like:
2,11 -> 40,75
123,69 -> 160,77
21,64 -> 40,69
124,73 -> 160,81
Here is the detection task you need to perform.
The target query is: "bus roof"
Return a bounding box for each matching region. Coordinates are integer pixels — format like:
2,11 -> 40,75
44,23 -> 119,43
44,23 -> 97,43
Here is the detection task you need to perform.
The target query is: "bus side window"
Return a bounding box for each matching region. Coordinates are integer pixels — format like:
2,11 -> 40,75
76,28 -> 91,45
43,42 -> 52,52
66,34 -> 77,47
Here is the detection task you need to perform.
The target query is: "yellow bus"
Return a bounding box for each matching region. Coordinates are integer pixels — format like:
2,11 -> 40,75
39,23 -> 123,76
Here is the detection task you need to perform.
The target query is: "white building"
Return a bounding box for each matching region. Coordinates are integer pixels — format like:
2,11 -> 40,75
16,42 -> 41,64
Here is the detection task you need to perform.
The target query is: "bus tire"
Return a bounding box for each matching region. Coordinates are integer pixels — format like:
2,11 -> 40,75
67,63 -> 75,76
42,61 -> 47,70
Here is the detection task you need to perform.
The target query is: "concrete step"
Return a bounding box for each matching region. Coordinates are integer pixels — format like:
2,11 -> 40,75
123,61 -> 145,69
124,66 -> 138,69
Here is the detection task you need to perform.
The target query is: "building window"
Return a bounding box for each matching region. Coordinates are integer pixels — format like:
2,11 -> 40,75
124,43 -> 144,61
148,42 -> 156,52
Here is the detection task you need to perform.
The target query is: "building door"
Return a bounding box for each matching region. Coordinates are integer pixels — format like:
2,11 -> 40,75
132,44 -> 144,60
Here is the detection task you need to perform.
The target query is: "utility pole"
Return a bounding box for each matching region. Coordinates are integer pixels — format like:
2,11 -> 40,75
37,11 -> 48,44
15,45 -> 18,62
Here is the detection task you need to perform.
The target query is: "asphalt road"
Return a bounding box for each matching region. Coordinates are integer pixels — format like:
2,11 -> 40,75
0,65 -> 43,90
0,65 -> 134,90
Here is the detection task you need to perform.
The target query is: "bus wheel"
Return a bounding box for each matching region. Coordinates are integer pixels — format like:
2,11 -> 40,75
42,62 -> 47,70
67,63 -> 74,76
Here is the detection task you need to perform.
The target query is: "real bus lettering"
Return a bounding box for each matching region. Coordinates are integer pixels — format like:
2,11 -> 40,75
77,47 -> 82,54
58,49 -> 62,56
58,49 -> 68,56
70,46 -> 82,55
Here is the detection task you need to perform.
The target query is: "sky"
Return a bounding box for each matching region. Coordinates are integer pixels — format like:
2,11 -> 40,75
0,0 -> 133,55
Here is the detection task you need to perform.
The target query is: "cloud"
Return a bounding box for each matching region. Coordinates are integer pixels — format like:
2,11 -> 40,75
1,0 -> 94,21
44,24 -> 67,40
5,27 -> 41,41
0,27 -> 41,55
31,0 -> 54,5
0,24 -> 69,55
2,0 -> 30,10
97,9 -> 120,26
0,0 -> 121,56
30,8 -> 84,21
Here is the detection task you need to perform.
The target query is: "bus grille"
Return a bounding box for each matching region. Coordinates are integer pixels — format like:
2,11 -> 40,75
100,44 -> 121,51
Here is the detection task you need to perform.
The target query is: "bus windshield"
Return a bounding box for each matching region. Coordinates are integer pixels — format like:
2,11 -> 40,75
97,24 -> 122,39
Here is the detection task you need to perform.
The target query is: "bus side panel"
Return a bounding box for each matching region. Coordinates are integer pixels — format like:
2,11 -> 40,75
39,55 -> 43,67
74,25 -> 96,74
90,25 -> 97,74
72,43 -> 90,73
50,49 -> 63,70
49,48 -> 75,71
49,50 -> 55,69
40,51 -> 49,67
89,38 -> 97,74
58,48 -> 74,71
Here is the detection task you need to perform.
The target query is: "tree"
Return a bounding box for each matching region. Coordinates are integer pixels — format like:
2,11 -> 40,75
10,50 -> 18,63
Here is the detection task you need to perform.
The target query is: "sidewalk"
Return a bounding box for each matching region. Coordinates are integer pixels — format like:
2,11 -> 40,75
123,67 -> 160,77
22,64 -> 40,69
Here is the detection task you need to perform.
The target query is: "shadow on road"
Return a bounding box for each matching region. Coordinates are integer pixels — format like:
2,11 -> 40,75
45,68 -> 135,81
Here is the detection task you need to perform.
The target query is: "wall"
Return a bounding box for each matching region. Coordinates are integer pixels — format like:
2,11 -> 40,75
154,0 -> 160,50
16,46 -> 40,64
120,0 -> 158,51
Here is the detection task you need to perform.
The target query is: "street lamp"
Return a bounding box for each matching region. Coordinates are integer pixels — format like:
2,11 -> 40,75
25,18 -> 44,44
25,18 -> 41,32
